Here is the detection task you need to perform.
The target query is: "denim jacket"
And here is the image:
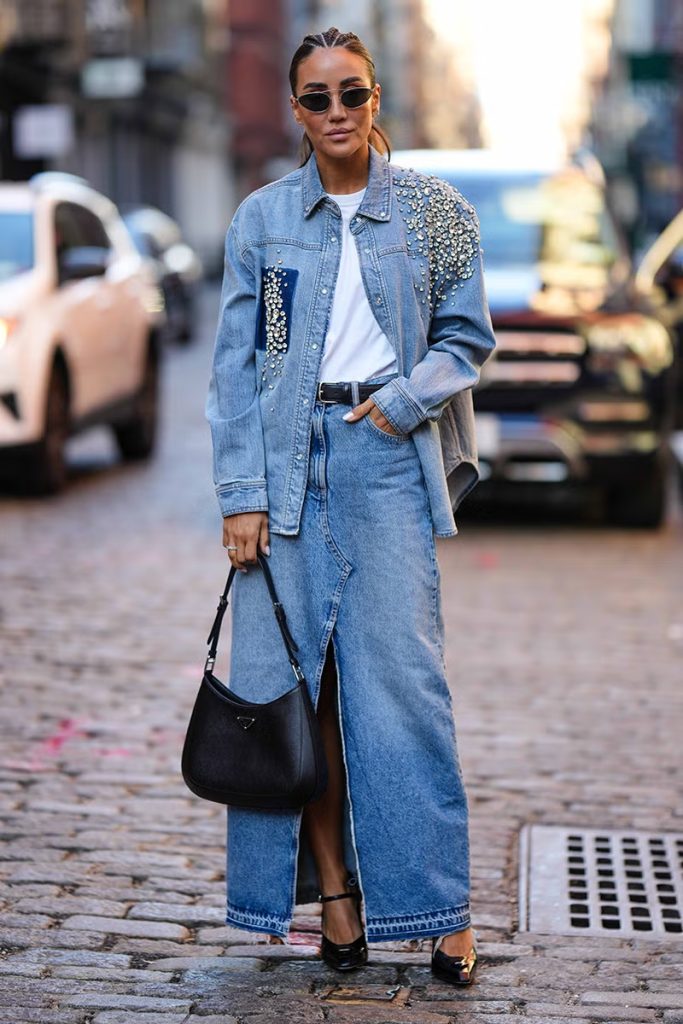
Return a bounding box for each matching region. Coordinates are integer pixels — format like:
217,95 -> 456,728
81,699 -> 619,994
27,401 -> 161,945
206,145 -> 497,537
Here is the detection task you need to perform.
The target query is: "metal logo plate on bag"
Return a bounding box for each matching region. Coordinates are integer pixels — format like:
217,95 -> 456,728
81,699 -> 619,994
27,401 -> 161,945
236,716 -> 256,730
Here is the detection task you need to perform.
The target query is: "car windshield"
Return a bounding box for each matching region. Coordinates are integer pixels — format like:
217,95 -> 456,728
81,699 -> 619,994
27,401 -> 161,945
0,211 -> 35,282
123,223 -> 151,256
433,170 -> 621,274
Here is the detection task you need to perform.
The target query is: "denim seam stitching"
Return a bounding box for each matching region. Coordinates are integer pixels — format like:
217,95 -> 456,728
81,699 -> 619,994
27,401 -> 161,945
393,379 -> 428,424
376,243 -> 409,256
247,238 -> 322,252
282,223 -> 340,527
329,631 -> 366,932
319,419 -> 353,572
365,902 -> 470,936
216,480 -> 267,493
226,902 -> 288,936
428,531 -> 441,657
220,505 -> 268,517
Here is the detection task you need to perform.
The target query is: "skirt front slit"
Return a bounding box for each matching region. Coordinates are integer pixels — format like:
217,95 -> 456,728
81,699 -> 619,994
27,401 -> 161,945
224,375 -> 471,943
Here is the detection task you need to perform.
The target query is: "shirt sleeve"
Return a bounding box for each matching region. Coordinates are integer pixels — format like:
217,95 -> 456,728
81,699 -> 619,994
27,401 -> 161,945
205,216 -> 269,518
370,204 -> 497,435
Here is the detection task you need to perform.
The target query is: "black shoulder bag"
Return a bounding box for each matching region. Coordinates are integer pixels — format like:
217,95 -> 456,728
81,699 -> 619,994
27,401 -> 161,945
181,552 -> 328,809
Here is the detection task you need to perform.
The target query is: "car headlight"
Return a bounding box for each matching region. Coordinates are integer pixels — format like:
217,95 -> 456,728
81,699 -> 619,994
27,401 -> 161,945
584,315 -> 672,375
0,318 -> 18,351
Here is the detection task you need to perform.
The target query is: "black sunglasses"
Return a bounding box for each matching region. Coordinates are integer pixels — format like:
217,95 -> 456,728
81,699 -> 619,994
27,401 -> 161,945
295,86 -> 374,113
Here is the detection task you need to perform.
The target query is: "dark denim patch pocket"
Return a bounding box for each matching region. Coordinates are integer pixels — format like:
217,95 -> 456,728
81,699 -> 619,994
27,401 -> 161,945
255,266 -> 299,353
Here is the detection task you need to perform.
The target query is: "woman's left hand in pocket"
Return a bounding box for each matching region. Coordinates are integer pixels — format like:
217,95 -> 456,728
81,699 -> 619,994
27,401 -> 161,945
342,398 -> 400,435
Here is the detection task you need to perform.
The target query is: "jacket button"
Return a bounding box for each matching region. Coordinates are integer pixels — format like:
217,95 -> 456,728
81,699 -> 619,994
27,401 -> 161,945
321,288 -> 328,294
311,343 -> 318,349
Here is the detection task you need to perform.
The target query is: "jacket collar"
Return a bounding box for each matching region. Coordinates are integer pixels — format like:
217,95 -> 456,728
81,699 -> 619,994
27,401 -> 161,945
301,145 -> 392,222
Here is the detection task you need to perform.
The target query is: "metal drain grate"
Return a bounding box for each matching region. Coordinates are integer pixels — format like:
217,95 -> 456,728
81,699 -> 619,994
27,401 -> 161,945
519,825 -> 683,938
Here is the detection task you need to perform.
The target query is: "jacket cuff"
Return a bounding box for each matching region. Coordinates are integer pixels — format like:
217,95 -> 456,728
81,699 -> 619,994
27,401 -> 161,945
216,481 -> 269,518
370,378 -> 426,434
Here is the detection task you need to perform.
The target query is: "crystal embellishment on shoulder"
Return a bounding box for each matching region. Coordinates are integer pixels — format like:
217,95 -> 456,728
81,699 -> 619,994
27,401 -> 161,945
393,168 -> 481,309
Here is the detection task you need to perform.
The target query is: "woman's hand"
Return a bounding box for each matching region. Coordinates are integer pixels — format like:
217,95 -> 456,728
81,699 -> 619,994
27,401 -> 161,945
342,398 -> 400,434
223,511 -> 270,572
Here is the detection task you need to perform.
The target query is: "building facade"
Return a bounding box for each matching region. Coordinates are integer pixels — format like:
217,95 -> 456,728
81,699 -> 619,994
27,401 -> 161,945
591,0 -> 683,248
0,0 -> 234,267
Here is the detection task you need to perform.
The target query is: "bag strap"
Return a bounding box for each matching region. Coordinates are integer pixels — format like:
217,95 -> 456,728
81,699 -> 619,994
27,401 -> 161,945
205,552 -> 305,683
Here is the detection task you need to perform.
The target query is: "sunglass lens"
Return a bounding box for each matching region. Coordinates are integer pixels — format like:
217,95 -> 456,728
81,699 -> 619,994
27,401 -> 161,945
343,87 -> 373,108
298,93 -> 330,112
297,87 -> 373,112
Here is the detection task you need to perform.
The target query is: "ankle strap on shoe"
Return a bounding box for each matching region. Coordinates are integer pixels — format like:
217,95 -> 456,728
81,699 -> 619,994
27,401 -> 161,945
318,890 -> 359,903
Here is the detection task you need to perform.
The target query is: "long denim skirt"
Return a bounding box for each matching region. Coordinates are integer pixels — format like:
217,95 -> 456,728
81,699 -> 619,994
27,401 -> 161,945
223,372 -> 471,943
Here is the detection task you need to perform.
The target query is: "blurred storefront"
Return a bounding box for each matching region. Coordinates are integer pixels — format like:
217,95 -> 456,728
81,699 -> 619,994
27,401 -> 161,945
227,0 -> 290,196
592,0 -> 683,250
0,0 -> 233,269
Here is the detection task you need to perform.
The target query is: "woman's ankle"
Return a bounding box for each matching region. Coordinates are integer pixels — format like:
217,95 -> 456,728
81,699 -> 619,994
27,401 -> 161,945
317,866 -> 353,895
436,926 -> 475,955
321,894 -> 363,943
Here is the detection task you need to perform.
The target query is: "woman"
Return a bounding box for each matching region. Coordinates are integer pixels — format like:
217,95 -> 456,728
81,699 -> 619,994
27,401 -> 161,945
206,27 -> 496,985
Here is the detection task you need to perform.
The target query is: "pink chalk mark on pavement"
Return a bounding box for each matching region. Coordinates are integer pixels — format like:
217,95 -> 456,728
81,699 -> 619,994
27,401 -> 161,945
148,727 -> 183,746
3,716 -> 136,769
180,663 -> 204,679
2,717 -> 88,773
39,717 -> 86,753
287,931 -> 322,947
474,550 -> 499,569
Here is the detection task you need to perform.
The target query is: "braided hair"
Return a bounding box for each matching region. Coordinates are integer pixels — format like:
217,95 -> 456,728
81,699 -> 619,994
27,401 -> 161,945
289,26 -> 391,166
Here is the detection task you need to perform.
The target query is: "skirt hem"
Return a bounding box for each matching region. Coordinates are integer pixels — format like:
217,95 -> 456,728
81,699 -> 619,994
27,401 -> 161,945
365,902 -> 470,942
225,901 -> 471,944
226,904 -> 289,938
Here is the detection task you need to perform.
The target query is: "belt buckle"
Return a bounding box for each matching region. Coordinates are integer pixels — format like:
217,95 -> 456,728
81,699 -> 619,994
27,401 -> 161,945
317,382 -> 338,404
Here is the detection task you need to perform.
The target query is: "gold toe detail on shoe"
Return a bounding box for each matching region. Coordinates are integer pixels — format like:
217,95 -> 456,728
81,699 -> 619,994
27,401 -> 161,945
430,939 -> 478,986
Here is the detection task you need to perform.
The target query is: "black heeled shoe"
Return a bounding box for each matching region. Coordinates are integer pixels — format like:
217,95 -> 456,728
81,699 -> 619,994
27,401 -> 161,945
318,884 -> 368,972
430,934 -> 478,985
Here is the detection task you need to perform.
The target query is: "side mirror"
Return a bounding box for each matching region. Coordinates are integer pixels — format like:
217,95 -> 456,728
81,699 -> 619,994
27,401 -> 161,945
660,248 -> 683,293
634,210 -> 683,297
58,246 -> 110,284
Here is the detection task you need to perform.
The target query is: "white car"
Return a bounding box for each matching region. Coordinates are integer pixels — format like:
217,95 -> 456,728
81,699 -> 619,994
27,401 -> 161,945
0,172 -> 164,492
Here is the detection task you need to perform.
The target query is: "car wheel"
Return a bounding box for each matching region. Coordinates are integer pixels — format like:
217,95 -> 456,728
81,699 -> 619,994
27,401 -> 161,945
175,289 -> 195,345
605,456 -> 668,528
27,364 -> 70,494
177,315 -> 193,345
113,345 -> 159,460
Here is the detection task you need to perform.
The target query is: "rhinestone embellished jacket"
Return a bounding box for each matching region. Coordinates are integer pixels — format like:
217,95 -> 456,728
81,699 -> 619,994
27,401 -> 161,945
206,145 -> 497,537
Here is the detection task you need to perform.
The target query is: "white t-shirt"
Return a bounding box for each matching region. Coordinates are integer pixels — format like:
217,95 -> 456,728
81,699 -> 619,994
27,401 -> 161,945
318,188 -> 399,382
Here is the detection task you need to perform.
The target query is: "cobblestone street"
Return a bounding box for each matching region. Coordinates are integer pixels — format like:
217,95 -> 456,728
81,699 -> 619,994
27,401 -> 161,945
1,286 -> 682,1024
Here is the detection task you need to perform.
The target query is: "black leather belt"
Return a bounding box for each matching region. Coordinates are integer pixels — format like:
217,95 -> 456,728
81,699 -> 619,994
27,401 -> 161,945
317,381 -> 383,405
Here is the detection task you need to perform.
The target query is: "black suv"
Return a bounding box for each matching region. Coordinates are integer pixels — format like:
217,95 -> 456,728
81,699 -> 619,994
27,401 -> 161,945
393,149 -> 681,527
